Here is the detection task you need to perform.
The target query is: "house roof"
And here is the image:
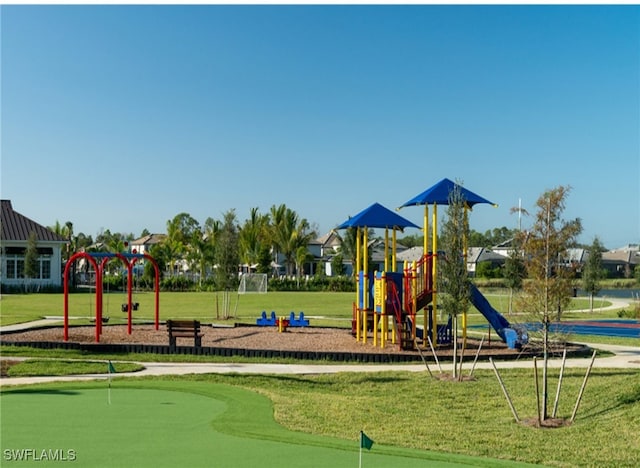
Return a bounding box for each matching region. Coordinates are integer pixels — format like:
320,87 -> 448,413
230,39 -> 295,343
467,247 -> 508,264
131,233 -> 166,245
396,246 -> 425,263
565,248 -> 588,263
603,249 -> 640,265
315,231 -> 341,250
0,200 -> 67,243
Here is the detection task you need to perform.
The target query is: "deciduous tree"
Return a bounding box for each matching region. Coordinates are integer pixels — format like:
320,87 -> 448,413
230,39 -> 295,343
517,185 -> 582,420
214,209 -> 240,290
582,237 -> 605,313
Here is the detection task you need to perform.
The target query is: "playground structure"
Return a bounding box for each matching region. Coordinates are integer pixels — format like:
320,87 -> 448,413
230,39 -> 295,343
339,178 -> 527,351
63,251 -> 160,342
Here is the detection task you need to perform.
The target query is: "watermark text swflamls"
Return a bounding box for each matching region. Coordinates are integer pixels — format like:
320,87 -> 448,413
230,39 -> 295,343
3,448 -> 77,462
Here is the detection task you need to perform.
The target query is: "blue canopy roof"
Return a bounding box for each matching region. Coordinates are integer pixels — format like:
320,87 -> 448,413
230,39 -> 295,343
336,202 -> 419,230
399,178 -> 496,208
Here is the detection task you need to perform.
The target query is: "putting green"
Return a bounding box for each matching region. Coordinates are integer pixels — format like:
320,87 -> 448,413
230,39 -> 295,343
1,381 -> 534,467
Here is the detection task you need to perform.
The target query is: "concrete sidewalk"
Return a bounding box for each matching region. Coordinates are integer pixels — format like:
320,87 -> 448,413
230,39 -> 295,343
0,317 -> 67,333
2,310 -> 639,387
2,342 -> 639,387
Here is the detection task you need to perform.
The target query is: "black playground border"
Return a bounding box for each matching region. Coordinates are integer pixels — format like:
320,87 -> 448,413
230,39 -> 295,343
0,336 -> 592,364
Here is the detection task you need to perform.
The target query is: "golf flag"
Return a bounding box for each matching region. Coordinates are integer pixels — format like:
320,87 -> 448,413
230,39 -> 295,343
360,431 -> 374,450
107,361 -> 115,405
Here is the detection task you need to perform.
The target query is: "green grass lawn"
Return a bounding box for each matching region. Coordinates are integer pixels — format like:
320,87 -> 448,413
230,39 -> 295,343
176,369 -> 640,467
0,291 -> 355,327
1,380 -> 537,468
0,289 -> 627,328
4,359 -> 143,377
2,369 -> 639,467
2,290 -> 639,467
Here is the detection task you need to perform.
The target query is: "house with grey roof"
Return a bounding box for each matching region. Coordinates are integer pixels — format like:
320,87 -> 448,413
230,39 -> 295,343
467,247 -> 508,277
602,245 -> 640,278
1,200 -> 67,289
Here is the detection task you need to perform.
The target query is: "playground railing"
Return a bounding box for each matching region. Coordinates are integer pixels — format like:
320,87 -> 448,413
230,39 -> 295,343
403,254 -> 434,314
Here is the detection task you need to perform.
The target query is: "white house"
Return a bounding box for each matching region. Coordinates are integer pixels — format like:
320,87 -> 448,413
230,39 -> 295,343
0,200 -> 67,288
130,233 -> 166,256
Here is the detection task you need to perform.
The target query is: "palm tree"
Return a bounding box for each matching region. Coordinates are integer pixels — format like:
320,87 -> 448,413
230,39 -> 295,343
334,227 -> 373,277
269,204 -> 287,273
165,213 -> 200,278
295,245 -> 314,287
239,207 -> 270,272
270,205 -> 316,276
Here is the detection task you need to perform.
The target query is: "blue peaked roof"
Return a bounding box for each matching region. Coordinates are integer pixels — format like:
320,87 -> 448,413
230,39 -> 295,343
336,202 -> 419,230
400,178 -> 496,208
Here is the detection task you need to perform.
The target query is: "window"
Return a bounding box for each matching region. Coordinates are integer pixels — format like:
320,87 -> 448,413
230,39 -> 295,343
4,255 -> 51,279
40,258 -> 51,279
6,258 -> 16,278
16,259 -> 24,279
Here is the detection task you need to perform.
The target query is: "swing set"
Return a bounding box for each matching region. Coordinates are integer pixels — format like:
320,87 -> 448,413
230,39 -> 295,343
63,251 -> 160,342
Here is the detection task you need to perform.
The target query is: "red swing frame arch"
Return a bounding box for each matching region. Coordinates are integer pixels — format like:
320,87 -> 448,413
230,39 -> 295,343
63,252 -> 160,342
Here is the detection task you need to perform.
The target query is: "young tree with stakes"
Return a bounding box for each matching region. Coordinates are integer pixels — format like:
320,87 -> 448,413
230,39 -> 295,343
517,185 -> 582,421
438,183 -> 470,379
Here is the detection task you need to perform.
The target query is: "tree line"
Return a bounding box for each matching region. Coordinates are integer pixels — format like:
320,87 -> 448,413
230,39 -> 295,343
50,195 -> 633,294
52,204 -> 322,291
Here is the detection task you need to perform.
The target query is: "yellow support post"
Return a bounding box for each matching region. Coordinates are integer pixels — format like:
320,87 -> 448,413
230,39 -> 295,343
384,228 -> 389,272
373,313 -> 379,346
423,204 -> 428,257
373,270 -> 380,346
392,228 -> 397,272
432,203 -> 438,346
381,271 -> 387,348
412,260 -> 418,317
356,228 -> 361,342
355,302 -> 360,343
362,228 -> 368,344
423,204 -> 429,348
382,316 -> 388,348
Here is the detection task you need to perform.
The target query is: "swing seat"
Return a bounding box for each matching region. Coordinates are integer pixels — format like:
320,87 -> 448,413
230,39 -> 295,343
121,302 -> 140,312
90,317 -> 110,323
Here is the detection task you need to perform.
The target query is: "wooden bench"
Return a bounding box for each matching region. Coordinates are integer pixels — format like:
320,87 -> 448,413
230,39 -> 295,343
166,319 -> 203,347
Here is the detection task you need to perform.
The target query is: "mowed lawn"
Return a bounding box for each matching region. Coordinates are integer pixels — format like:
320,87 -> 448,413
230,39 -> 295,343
0,291 -> 355,327
0,380 -> 535,468
0,290 -> 613,328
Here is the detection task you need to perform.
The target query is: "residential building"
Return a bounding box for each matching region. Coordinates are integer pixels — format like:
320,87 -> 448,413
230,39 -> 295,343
0,200 -> 67,289
467,247 -> 508,277
130,233 -> 166,256
602,245 -> 640,278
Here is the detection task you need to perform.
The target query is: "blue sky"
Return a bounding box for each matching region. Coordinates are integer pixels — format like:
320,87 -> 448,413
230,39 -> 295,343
1,5 -> 638,249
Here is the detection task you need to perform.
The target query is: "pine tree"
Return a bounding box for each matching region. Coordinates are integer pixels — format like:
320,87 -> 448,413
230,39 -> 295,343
23,231 -> 39,292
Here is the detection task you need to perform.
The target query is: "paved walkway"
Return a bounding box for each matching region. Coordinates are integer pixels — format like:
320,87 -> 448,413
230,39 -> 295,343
2,342 -> 639,387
